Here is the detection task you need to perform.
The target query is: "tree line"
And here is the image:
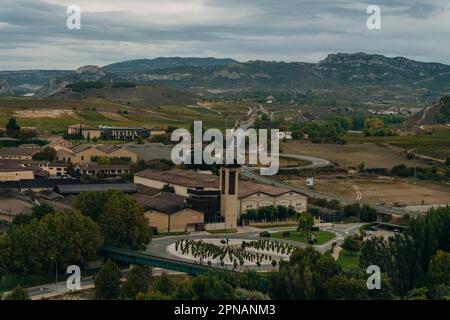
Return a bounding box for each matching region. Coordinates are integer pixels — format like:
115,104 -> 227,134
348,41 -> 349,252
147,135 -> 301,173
0,190 -> 151,283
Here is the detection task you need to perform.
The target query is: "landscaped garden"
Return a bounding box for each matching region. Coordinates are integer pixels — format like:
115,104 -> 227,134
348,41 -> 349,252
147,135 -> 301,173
336,249 -> 360,271
271,229 -> 336,245
170,239 -> 297,269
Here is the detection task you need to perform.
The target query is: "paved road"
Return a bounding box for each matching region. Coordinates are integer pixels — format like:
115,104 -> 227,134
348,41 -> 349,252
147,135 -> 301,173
26,268 -> 183,300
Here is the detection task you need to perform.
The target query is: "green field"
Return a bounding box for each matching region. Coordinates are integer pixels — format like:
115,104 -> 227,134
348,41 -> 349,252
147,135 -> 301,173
336,249 -> 361,271
207,229 -> 238,234
271,230 -> 336,245
345,128 -> 450,160
0,98 -> 249,133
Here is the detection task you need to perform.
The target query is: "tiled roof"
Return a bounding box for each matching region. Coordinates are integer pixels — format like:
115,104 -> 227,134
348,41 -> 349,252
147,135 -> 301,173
70,144 -> 93,153
0,147 -> 38,157
238,181 -> 294,199
135,184 -> 161,196
133,193 -> 186,214
55,183 -> 137,195
135,169 -> 220,189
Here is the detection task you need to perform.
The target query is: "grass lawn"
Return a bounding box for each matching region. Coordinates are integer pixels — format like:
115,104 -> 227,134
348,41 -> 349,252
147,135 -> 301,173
207,229 -> 238,234
271,230 -> 335,245
253,223 -> 298,229
337,249 -> 361,271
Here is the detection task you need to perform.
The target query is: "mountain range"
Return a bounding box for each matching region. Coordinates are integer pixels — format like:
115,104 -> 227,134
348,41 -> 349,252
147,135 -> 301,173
1,53 -> 450,106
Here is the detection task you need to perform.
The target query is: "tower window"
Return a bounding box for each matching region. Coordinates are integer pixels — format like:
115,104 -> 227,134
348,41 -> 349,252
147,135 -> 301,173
229,171 -> 236,195
221,171 -> 226,194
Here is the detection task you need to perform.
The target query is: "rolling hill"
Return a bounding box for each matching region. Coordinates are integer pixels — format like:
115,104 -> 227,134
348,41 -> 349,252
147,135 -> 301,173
2,53 -> 450,106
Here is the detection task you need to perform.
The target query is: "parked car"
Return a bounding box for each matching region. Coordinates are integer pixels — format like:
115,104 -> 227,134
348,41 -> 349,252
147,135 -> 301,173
259,231 -> 271,238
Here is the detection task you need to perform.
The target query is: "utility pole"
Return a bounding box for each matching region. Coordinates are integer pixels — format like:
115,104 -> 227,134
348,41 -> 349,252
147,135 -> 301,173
50,256 -> 58,292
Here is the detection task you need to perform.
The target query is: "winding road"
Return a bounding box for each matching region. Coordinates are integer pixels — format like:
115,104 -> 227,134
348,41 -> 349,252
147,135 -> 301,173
236,109 -> 417,218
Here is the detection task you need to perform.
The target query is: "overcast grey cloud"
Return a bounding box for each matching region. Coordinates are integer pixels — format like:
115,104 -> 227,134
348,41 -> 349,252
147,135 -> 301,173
0,0 -> 449,70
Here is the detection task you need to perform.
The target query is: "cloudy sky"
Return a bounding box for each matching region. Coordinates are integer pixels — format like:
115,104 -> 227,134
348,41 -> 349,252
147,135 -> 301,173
0,0 -> 449,70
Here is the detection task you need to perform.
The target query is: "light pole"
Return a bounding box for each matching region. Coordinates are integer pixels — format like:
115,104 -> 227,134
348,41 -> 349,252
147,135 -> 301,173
50,256 -> 58,292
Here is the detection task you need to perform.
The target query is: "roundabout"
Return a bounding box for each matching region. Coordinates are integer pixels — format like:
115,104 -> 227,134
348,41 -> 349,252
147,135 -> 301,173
167,238 -> 295,269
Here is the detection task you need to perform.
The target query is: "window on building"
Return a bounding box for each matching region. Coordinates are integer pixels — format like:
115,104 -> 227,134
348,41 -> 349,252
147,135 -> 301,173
229,171 -> 236,195
221,171 -> 226,194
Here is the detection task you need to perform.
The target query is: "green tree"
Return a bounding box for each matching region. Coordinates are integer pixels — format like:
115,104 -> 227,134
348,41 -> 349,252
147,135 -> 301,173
136,290 -> 172,300
234,288 -> 270,300
73,191 -> 111,221
172,279 -> 195,300
2,210 -> 103,276
360,234 -> 423,296
122,265 -> 151,299
95,260 -> 121,300
32,147 -> 56,162
405,287 -> 428,300
344,203 -> 361,218
0,235 -> 10,281
341,236 -> 362,256
360,205 -> 377,222
98,191 -> 151,250
268,247 -> 340,300
41,210 -> 103,271
3,285 -> 30,300
154,272 -> 176,296
426,250 -> 450,298
358,161 -> 365,173
5,117 -> 20,138
191,273 -> 236,300
11,214 -> 34,225
324,274 -> 369,300
297,213 -> 314,237
32,203 -> 55,220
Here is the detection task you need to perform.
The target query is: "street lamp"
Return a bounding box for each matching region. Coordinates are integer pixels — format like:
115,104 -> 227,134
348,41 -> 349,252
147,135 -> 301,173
50,256 -> 58,292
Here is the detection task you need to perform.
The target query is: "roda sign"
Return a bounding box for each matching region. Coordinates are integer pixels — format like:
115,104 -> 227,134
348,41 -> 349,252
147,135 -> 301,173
101,128 -> 150,140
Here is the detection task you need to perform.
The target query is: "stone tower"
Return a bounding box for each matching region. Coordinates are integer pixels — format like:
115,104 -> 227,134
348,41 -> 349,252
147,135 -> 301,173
220,165 -> 240,229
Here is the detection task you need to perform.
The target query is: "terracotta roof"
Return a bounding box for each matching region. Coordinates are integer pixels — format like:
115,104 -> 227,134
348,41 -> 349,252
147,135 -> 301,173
136,184 -> 161,196
37,189 -> 64,201
133,193 -> 186,214
70,144 -> 93,154
135,169 -> 220,189
55,183 -> 137,195
0,147 -> 38,157
0,160 -> 34,172
0,199 -> 33,217
238,181 -> 294,199
97,145 -> 121,154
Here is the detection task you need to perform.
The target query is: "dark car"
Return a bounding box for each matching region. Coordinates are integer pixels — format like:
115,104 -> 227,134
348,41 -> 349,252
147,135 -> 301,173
259,231 -> 271,238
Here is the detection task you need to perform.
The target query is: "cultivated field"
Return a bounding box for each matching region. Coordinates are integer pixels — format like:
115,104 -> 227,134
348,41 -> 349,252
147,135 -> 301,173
345,128 -> 450,160
281,141 -> 426,169
0,98 -> 250,133
287,178 -> 450,206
